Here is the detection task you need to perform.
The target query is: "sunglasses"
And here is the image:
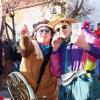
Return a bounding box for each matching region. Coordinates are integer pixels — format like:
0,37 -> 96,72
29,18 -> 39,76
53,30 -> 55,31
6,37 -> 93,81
55,25 -> 67,32
38,29 -> 51,34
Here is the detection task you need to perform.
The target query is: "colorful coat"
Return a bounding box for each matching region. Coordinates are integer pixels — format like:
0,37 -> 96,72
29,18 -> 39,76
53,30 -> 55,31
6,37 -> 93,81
51,41 -> 100,100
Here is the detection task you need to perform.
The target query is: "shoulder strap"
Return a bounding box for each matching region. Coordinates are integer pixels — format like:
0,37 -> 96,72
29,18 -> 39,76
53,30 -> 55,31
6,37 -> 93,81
35,47 -> 52,92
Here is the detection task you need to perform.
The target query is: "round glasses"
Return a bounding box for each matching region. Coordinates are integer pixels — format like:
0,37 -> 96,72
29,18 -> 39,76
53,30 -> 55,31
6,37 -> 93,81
55,25 -> 68,32
38,29 -> 51,34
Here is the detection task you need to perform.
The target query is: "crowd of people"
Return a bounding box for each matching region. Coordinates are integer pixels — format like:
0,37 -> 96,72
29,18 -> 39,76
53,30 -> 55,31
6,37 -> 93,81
0,35 -> 21,91
0,13 -> 100,100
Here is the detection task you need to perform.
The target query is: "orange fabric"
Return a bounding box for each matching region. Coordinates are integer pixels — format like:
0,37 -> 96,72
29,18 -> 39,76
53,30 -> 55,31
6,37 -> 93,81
20,43 -> 58,100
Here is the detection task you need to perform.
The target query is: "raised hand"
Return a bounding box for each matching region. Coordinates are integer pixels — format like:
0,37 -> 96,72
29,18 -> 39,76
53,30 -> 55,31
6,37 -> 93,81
52,34 -> 64,51
74,31 -> 90,50
20,24 -> 30,36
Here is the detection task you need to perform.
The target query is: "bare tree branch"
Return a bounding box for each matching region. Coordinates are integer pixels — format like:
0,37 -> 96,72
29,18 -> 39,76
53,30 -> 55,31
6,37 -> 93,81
71,0 -> 84,18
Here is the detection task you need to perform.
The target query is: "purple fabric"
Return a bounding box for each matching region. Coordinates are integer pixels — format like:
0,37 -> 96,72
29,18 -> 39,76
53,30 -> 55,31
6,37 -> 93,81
50,44 -> 84,73
58,43 -> 67,73
71,45 -> 83,70
50,51 -> 61,78
85,29 -> 92,34
88,43 -> 100,58
50,43 -> 100,75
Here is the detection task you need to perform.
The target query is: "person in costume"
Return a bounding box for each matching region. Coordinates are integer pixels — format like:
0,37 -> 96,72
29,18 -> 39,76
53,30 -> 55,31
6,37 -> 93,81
7,19 -> 58,100
94,23 -> 100,80
94,23 -> 100,37
48,13 -> 100,100
81,20 -> 95,43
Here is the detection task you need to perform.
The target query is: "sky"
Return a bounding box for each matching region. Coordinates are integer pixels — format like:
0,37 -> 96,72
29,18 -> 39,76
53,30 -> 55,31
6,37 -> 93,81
89,0 -> 100,26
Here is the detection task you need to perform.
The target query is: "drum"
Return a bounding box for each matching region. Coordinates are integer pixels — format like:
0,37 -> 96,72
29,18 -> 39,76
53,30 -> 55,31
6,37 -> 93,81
7,72 -> 38,100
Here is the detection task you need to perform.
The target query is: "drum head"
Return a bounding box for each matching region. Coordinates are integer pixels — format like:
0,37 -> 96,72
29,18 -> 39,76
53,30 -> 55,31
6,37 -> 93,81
7,72 -> 38,100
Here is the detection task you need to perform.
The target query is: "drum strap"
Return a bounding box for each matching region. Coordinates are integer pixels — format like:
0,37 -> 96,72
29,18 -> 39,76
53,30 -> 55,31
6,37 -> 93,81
35,47 -> 52,92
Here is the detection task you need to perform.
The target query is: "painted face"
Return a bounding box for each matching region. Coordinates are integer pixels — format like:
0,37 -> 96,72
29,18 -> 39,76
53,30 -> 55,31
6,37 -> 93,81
36,26 -> 52,45
54,22 -> 71,39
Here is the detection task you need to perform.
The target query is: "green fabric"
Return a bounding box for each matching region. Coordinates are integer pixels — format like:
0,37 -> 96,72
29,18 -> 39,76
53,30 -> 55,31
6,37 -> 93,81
84,59 -> 95,71
58,85 -> 66,100
67,74 -> 100,100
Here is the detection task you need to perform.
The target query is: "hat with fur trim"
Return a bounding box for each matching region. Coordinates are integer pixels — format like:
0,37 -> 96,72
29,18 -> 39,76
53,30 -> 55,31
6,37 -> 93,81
35,24 -> 53,32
